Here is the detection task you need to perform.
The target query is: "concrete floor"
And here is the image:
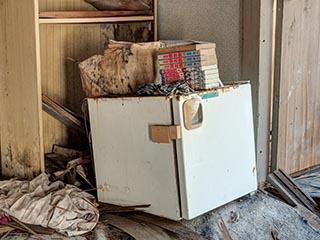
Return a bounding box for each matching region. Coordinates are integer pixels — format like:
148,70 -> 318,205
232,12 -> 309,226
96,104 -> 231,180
4,190 -> 320,239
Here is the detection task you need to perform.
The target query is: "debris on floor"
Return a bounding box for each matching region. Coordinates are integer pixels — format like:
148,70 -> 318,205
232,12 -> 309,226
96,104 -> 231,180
294,166 -> 320,199
2,168 -> 320,239
45,145 -> 95,190
0,174 -> 99,237
267,169 -> 320,217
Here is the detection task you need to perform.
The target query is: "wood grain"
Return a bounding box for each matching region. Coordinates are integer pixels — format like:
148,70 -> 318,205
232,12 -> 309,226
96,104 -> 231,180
40,22 -> 153,153
0,0 -> 156,176
0,0 -> 43,179
39,10 -> 146,18
39,16 -> 154,24
40,23 -> 104,153
103,214 -> 172,240
272,0 -> 320,173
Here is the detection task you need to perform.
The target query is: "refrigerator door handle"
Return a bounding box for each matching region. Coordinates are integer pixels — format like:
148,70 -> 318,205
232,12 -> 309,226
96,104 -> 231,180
183,98 -> 203,130
151,125 -> 182,143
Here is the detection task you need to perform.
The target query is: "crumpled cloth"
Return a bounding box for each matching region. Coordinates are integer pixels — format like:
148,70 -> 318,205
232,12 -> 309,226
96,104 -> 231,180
136,80 -> 195,96
0,174 -> 99,236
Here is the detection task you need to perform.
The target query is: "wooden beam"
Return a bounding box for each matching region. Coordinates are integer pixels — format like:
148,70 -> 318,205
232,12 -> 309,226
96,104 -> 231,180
0,0 -> 43,179
39,15 -> 154,24
271,0 -> 283,172
39,10 -> 146,19
154,0 -> 158,40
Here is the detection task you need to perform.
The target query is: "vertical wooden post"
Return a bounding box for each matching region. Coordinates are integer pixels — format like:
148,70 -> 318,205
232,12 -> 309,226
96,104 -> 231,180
0,0 -> 44,179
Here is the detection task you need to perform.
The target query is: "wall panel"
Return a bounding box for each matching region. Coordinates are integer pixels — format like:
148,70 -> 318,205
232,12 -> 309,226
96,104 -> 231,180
272,0 -> 320,173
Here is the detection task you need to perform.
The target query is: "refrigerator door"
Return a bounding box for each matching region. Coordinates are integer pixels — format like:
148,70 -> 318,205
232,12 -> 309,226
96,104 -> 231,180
88,97 -> 181,220
173,83 -> 258,219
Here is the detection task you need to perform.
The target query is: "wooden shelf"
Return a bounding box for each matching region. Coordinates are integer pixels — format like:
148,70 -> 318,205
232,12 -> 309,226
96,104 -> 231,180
39,16 -> 154,24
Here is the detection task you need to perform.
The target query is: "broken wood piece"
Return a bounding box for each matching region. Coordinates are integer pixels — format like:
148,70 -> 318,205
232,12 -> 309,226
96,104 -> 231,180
125,213 -> 202,240
0,230 -> 13,240
39,10 -> 146,19
267,169 -> 320,217
276,169 -> 319,210
52,145 -> 84,158
295,205 -> 320,233
102,214 -> 172,240
76,166 -> 95,189
42,95 -> 87,136
53,158 -> 91,181
0,225 -> 14,235
218,218 -> 233,240
267,173 -> 300,206
99,204 -> 151,216
11,217 -> 44,240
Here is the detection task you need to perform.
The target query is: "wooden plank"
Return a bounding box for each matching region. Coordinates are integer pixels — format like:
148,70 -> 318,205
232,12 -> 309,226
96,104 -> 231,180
218,218 -> 233,240
268,169 -> 320,217
39,10 -> 146,18
153,0 -> 158,40
103,214 -> 172,240
272,0 -> 320,173
39,16 -> 154,24
42,95 -> 86,136
0,0 -> 43,179
126,213 -> 202,240
267,173 -> 301,206
277,169 -> 318,208
40,23 -> 104,153
295,205 -> 320,232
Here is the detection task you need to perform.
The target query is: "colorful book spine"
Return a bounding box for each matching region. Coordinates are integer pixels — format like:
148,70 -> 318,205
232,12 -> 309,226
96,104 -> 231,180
158,49 -> 216,60
159,66 -> 219,75
161,74 -> 220,85
159,61 -> 216,70
160,70 -> 219,79
158,55 -> 216,65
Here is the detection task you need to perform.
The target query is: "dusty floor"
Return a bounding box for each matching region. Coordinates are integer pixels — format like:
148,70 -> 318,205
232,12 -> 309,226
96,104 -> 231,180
4,190 -> 320,239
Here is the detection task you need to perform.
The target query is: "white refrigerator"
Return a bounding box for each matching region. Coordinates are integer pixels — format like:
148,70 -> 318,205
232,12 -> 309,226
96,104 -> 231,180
88,82 -> 257,220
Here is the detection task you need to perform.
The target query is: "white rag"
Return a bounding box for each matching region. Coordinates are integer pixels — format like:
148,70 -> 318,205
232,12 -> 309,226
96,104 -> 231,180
0,173 -> 99,236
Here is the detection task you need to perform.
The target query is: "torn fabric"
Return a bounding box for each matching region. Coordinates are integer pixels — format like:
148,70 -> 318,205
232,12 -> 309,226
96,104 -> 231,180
0,174 -> 99,236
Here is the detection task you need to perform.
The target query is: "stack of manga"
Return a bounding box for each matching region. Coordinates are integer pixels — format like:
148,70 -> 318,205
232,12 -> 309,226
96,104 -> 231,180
158,43 -> 223,90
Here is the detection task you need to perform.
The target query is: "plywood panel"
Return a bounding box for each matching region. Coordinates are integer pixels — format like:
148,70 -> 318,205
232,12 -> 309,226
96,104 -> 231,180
40,24 -> 104,153
272,0 -> 320,173
0,0 -> 43,179
40,22 -> 154,153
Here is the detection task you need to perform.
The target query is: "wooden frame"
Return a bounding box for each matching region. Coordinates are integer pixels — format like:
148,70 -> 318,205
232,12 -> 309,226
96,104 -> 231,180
0,0 -> 158,179
242,0 -> 275,183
